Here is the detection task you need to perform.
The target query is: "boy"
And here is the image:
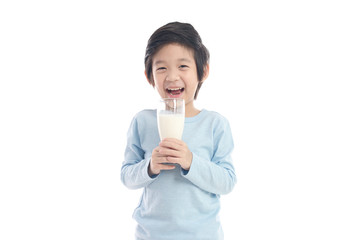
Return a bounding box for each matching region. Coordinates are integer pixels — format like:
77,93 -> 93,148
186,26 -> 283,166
121,22 -> 236,240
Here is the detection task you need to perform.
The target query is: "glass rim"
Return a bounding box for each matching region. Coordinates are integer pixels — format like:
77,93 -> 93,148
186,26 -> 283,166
160,98 -> 184,101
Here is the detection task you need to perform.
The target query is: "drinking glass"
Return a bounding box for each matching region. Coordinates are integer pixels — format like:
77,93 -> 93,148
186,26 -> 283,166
157,98 -> 185,140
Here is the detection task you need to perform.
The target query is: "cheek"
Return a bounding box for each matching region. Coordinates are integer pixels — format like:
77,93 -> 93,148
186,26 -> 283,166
155,85 -> 162,93
185,76 -> 199,91
153,76 -> 160,87
154,79 -> 164,92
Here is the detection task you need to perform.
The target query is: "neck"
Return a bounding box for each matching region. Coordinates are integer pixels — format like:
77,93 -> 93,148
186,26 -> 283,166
185,102 -> 200,117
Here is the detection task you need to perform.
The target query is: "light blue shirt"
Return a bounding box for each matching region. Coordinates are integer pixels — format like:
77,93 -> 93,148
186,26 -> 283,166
121,109 -> 236,240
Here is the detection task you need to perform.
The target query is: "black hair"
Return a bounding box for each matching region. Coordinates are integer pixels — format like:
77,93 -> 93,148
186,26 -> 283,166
144,22 -> 210,99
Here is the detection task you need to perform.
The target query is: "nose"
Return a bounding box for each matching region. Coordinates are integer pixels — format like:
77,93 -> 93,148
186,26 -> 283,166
165,69 -> 180,82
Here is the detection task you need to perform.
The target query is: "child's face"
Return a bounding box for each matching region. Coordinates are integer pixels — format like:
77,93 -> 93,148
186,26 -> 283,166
151,43 -> 200,105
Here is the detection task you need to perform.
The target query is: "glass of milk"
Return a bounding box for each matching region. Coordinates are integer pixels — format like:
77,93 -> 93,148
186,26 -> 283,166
157,98 -> 185,140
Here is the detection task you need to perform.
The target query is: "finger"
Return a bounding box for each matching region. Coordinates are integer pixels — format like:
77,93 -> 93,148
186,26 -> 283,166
152,146 -> 160,155
161,138 -> 184,147
158,163 -> 176,170
152,156 -> 167,164
153,150 -> 167,157
159,148 -> 180,158
162,137 -> 183,143
159,141 -> 181,151
165,156 -> 180,164
153,148 -> 169,158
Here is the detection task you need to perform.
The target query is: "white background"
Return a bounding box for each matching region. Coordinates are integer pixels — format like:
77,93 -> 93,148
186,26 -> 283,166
1,0 -> 358,239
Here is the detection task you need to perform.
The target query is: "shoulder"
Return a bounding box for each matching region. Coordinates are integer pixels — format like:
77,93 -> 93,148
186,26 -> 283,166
203,110 -> 234,145
127,109 -> 157,138
132,109 -> 156,121
128,109 -> 156,129
202,109 -> 230,126
202,110 -> 233,140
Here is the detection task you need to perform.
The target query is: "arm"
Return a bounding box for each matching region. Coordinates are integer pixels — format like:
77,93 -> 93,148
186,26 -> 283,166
182,119 -> 236,195
121,117 -> 156,189
182,152 -> 236,195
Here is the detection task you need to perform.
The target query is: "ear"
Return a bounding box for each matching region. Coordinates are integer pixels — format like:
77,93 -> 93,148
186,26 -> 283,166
144,70 -> 149,81
201,64 -> 210,83
145,70 -> 155,87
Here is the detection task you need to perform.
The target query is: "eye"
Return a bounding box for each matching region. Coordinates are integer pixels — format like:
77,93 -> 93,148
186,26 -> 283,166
179,65 -> 189,69
156,67 -> 166,72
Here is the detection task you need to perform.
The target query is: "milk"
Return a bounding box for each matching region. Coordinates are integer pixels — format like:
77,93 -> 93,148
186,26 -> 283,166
157,113 -> 184,140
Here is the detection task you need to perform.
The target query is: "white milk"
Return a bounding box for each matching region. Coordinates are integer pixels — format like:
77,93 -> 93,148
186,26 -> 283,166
157,113 -> 185,140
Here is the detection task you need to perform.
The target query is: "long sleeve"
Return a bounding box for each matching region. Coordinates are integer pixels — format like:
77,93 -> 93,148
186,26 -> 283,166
182,117 -> 236,195
121,115 -> 156,189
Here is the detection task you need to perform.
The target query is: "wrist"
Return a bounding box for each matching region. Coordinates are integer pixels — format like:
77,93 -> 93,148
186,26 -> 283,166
148,162 -> 159,177
182,152 -> 193,170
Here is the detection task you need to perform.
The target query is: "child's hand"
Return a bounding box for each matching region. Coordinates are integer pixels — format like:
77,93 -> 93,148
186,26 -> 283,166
148,138 -> 193,176
158,138 -> 193,171
149,146 -> 176,176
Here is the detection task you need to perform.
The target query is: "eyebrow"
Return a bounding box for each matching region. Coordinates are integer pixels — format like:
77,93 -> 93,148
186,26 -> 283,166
153,58 -> 192,66
153,60 -> 165,66
178,58 -> 192,63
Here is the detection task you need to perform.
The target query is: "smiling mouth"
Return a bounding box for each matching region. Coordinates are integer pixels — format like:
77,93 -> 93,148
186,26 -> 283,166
166,87 -> 184,96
